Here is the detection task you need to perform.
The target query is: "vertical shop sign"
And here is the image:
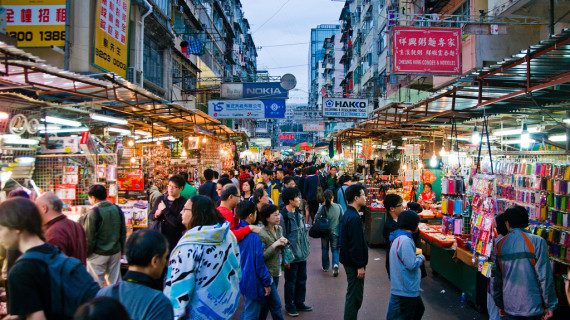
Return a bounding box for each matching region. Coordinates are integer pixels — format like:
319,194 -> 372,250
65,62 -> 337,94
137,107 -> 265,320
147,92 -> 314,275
4,0 -> 67,47
93,0 -> 130,78
392,27 -> 461,75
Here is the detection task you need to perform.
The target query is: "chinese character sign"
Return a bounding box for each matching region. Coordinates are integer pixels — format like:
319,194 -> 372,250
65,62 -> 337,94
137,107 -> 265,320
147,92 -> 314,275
392,27 -> 461,75
4,0 -> 66,47
93,0 -> 130,78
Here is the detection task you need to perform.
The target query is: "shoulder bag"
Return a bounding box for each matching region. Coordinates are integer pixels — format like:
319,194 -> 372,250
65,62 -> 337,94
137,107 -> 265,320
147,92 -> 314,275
279,225 -> 296,264
309,205 -> 331,238
316,175 -> 325,203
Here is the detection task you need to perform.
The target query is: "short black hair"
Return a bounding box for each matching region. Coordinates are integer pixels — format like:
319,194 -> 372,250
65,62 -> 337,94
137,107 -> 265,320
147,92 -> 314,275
204,169 -> 214,181
276,168 -> 285,174
74,296 -> 130,320
262,169 -> 272,176
320,164 -> 326,169
88,184 -> 107,201
495,213 -> 508,236
217,177 -> 233,188
383,193 -> 403,212
220,184 -> 239,201
126,229 -> 168,267
180,172 -> 189,182
213,171 -> 219,179
504,205 -> 529,229
220,174 -> 229,179
281,187 -> 300,206
397,210 -> 420,231
345,184 -> 366,204
330,166 -> 337,170
169,174 -> 186,188
308,166 -> 317,175
283,176 -> 295,186
259,204 -> 279,226
406,202 -> 423,214
424,182 -> 432,189
236,200 -> 256,220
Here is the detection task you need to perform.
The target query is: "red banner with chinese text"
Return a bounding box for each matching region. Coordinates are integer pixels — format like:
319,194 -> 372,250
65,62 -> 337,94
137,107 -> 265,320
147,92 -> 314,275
392,27 -> 461,75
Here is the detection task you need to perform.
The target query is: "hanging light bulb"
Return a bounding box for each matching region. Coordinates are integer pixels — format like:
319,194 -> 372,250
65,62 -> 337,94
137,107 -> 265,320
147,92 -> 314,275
128,139 -> 134,147
520,123 -> 530,149
402,163 -> 408,170
130,156 -> 136,163
181,149 -> 187,157
430,154 -> 438,167
439,146 -> 447,157
156,139 -> 161,146
202,137 -> 207,143
471,126 -> 481,145
418,161 -> 424,169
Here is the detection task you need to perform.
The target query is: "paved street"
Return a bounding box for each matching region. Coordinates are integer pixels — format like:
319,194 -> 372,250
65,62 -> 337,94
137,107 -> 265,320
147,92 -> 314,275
234,236 -> 487,320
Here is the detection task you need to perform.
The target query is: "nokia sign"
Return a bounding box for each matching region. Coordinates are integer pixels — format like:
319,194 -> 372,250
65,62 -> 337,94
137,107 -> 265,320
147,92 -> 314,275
220,82 -> 289,99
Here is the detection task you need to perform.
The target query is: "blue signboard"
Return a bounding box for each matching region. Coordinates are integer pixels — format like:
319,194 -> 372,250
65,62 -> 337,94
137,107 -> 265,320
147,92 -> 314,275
243,83 -> 289,99
208,99 -> 286,119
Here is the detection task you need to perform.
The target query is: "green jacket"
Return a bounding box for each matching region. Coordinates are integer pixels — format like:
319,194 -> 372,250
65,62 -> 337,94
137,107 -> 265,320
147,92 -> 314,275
317,203 -> 343,236
280,207 -> 310,262
82,201 -> 126,256
259,225 -> 283,277
180,183 -> 198,199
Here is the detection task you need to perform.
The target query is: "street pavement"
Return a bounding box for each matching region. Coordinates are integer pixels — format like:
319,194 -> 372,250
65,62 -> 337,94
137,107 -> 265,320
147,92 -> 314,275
234,235 -> 487,320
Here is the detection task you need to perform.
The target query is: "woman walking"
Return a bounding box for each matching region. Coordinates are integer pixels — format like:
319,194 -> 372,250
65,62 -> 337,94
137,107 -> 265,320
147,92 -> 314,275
164,196 -> 241,320
258,204 -> 288,320
319,190 -> 343,276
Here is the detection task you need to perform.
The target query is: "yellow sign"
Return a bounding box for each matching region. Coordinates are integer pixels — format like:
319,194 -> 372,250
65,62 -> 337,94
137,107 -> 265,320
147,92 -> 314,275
93,0 -> 130,78
4,0 -> 67,47
250,147 -> 259,153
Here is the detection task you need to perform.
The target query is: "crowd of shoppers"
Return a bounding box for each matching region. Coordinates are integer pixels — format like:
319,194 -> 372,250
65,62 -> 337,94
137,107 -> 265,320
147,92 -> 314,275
0,160 -> 565,320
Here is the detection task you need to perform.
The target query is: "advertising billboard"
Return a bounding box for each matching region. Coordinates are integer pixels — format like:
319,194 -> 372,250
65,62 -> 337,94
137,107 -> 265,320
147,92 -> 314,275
279,134 -> 295,141
220,82 -> 289,99
325,122 -> 353,136
93,0 -> 131,78
4,0 -> 67,47
303,121 -> 325,132
208,100 -> 286,119
392,27 -> 461,75
323,98 -> 368,118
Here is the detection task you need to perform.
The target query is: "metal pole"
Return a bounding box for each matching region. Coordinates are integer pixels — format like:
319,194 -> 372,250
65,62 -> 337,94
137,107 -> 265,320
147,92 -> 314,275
550,0 -> 555,35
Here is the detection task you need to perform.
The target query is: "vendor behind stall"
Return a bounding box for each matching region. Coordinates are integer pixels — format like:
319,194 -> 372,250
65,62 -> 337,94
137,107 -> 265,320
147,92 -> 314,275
419,183 -> 436,203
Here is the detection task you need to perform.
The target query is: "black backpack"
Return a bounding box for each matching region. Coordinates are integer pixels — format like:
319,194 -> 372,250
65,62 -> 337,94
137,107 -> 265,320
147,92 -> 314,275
17,248 -> 100,317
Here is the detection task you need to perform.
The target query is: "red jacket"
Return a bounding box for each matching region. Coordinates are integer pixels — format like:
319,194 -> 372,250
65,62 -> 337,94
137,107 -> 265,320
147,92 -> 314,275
45,215 -> 88,265
217,206 -> 251,241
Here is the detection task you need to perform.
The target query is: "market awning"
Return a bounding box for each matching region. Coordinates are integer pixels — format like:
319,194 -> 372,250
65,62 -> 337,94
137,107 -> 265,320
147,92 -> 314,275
365,28 -> 570,131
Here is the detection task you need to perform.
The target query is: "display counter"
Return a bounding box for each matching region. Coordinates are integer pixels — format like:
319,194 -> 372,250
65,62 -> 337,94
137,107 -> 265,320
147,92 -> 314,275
421,234 -> 487,310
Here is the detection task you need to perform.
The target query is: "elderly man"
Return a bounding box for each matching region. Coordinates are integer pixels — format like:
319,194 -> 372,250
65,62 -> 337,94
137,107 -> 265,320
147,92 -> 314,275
36,192 -> 87,265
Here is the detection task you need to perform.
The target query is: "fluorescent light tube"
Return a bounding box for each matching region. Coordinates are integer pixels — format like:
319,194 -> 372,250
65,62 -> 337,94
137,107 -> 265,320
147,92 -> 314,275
42,116 -> 81,127
1,134 -> 40,145
108,127 -> 131,135
134,130 -> 151,136
39,127 -> 89,133
549,134 -> 567,142
493,125 -> 540,136
563,119 -> 570,124
90,113 -> 128,125
135,136 -> 176,143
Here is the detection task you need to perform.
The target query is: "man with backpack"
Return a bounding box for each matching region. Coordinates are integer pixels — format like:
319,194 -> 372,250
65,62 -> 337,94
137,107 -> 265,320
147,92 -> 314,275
0,197 -> 99,319
280,187 -> 311,317
491,206 -> 558,319
82,184 -> 127,287
97,229 -> 173,319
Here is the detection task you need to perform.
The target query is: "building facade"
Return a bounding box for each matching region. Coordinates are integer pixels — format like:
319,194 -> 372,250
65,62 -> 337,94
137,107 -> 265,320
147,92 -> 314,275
308,24 -> 340,109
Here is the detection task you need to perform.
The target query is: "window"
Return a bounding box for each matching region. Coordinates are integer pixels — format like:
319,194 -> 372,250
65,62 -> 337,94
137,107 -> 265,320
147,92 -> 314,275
144,35 -> 163,87
378,26 -> 387,54
442,0 -> 470,28
153,0 -> 171,18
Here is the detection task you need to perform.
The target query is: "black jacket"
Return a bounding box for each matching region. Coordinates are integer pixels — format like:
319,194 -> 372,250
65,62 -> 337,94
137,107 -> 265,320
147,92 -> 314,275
383,216 -> 399,276
149,195 -> 187,252
198,181 -> 217,199
339,206 -> 368,268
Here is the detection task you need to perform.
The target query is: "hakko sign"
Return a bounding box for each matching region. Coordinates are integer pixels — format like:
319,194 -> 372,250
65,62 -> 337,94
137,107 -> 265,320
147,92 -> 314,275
392,27 -> 461,75
323,98 -> 368,118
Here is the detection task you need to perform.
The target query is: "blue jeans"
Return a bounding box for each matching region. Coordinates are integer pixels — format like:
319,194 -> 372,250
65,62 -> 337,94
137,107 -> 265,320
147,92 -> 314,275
386,294 -> 425,320
284,260 -> 307,311
240,296 -> 263,320
321,233 -> 339,270
260,276 -> 284,320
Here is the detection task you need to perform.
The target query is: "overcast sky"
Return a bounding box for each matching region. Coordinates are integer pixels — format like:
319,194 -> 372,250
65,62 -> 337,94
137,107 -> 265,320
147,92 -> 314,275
241,0 -> 345,104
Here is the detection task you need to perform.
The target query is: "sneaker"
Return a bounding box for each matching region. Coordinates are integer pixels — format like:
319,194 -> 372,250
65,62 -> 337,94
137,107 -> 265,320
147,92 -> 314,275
322,268 -> 329,272
296,304 -> 313,312
333,265 -> 339,277
286,308 -> 299,317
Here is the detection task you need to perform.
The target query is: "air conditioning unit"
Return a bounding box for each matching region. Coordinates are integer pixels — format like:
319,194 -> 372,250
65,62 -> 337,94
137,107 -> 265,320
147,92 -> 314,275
126,67 -> 143,86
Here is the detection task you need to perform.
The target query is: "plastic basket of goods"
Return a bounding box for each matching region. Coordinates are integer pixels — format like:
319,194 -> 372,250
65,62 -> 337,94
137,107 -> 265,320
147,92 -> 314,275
430,233 -> 456,248
455,235 -> 471,251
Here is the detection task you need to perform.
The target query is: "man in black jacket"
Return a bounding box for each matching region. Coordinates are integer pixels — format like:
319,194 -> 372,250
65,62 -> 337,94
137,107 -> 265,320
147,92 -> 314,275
339,184 -> 368,320
149,175 -> 187,254
198,169 -> 217,200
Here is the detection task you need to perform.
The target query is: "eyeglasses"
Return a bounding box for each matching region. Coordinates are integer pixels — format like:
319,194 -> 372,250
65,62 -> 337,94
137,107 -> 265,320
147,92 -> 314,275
182,208 -> 191,212
167,185 -> 180,189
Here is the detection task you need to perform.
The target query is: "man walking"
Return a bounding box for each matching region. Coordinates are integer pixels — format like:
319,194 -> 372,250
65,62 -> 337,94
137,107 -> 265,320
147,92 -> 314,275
198,169 -> 217,199
98,229 -> 173,319
36,192 -> 87,265
280,187 -> 311,317
82,184 -> 127,286
491,205 -> 558,319
339,184 -> 368,320
303,166 -> 321,224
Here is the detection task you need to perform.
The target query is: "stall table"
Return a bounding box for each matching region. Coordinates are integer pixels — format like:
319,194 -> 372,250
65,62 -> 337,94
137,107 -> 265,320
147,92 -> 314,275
421,235 -> 487,311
